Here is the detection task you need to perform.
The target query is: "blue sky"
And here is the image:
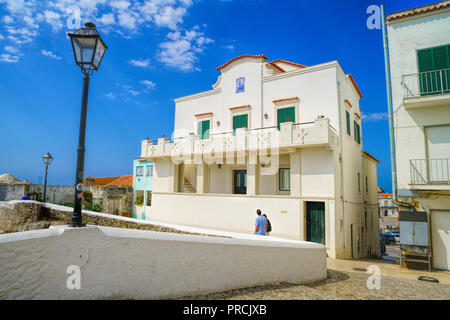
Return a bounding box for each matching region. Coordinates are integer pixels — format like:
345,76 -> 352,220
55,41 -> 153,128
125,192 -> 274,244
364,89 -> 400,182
0,0 -> 437,191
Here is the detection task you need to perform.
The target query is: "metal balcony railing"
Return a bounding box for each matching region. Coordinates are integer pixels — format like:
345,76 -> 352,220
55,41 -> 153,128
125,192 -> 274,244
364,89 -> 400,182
410,158 -> 450,185
402,68 -> 450,99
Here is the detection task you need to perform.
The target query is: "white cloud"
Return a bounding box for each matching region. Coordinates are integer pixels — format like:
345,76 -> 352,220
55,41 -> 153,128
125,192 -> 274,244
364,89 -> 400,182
105,92 -> 116,99
158,28 -> 213,72
140,80 -> 156,90
98,13 -> 115,25
0,53 -> 19,63
41,49 -> 62,60
0,34 -> 4,40
361,112 -> 388,122
44,10 -> 63,31
154,6 -> 186,29
129,58 -> 150,68
2,15 -> 14,24
4,45 -> 19,53
221,44 -> 235,50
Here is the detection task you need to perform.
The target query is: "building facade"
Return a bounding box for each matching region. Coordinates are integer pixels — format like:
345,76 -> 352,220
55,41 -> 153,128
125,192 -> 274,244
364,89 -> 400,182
387,1 -> 450,269
139,55 -> 380,259
133,160 -> 153,219
378,187 -> 398,216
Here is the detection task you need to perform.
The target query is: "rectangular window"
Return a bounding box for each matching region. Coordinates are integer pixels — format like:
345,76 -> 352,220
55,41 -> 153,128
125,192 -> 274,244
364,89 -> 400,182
136,166 -> 144,177
357,172 -> 361,193
197,120 -> 210,140
279,168 -> 290,191
365,176 -> 368,193
146,165 -> 153,177
417,45 -> 450,95
232,114 -> 248,135
346,110 -> 351,136
277,106 -> 296,130
354,121 -> 361,144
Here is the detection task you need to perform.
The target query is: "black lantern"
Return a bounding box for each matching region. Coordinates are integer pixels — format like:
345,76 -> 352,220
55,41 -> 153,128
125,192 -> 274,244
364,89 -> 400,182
67,22 -> 107,227
42,152 -> 53,203
68,22 -> 107,74
42,152 -> 53,165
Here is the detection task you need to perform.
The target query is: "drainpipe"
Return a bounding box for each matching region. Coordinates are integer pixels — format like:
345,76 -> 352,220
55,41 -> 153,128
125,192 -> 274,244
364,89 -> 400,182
336,80 -> 346,249
381,4 -> 413,209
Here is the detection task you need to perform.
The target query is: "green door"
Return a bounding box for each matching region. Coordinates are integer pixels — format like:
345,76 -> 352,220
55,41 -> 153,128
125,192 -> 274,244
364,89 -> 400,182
306,201 -> 325,245
197,120 -> 210,139
233,170 -> 247,194
232,114 -> 248,135
277,107 -> 295,130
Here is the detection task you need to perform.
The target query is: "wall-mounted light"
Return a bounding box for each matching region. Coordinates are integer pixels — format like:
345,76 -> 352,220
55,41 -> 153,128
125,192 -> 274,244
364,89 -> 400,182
264,113 -> 268,120
216,121 -> 221,127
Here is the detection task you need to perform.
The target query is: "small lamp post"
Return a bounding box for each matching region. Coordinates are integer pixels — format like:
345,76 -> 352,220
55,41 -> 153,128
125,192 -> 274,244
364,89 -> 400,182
42,152 -> 53,202
68,22 -> 107,227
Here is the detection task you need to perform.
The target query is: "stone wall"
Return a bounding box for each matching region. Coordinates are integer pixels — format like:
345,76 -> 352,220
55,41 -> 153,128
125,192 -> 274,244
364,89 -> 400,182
88,185 -> 133,215
0,200 -> 209,237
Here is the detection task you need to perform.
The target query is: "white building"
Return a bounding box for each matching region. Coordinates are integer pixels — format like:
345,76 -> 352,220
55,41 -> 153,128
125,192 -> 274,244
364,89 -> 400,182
138,55 -> 380,259
387,1 -> 450,269
378,188 -> 398,217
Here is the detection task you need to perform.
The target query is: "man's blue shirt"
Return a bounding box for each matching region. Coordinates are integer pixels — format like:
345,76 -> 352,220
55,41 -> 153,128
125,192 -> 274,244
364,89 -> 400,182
255,215 -> 268,235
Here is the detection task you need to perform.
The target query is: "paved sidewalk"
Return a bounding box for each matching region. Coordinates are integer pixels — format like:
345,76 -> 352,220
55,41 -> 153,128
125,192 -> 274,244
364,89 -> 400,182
179,258 -> 450,300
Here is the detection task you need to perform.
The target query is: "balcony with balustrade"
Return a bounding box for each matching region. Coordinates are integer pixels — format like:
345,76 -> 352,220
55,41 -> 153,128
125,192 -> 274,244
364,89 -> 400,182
140,117 -> 337,160
402,68 -> 450,108
410,158 -> 450,190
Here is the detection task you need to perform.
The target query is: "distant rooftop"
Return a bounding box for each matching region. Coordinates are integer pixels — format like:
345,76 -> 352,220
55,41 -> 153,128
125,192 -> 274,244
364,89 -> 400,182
84,175 -> 133,187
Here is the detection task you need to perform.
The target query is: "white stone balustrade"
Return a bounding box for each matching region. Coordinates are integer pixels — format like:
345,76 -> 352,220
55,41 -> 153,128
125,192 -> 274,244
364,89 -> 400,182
141,117 -> 334,159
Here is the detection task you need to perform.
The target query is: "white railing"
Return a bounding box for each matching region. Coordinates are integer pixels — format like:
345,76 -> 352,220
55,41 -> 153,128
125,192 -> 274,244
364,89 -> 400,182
403,68 -> 450,99
410,158 -> 450,185
141,117 -> 336,158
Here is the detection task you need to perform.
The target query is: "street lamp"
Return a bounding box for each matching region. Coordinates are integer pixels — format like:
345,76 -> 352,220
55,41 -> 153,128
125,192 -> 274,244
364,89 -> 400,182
42,152 -> 53,203
68,22 -> 107,227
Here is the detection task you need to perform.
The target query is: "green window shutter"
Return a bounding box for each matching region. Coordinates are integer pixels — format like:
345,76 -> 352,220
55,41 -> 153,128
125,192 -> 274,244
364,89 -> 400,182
277,107 -> 295,130
346,111 -> 351,136
197,121 -> 202,138
354,120 -> 361,144
232,114 -> 248,135
198,120 -> 210,139
202,120 -> 210,139
418,45 -> 450,95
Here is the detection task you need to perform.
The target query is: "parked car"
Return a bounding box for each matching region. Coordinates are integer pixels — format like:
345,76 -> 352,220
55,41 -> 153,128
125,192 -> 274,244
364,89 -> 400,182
381,232 -> 396,245
388,230 -> 400,242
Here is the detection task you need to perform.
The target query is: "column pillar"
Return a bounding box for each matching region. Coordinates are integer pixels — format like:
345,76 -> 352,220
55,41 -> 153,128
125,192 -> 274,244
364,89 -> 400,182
290,149 -> 301,196
247,164 -> 259,196
196,164 -> 208,194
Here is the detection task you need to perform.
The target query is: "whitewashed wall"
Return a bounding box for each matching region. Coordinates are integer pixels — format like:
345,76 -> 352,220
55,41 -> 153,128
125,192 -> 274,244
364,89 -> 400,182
388,10 -> 450,190
0,226 -> 327,299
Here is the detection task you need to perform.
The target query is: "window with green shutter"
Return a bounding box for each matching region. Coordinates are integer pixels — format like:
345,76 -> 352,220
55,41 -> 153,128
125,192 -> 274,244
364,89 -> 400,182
277,107 -> 295,130
417,45 -> 450,95
232,114 -> 248,135
354,120 -> 361,144
197,120 -> 210,140
346,110 -> 351,136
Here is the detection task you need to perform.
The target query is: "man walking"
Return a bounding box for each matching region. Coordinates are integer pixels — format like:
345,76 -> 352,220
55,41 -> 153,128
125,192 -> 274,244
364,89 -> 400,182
254,209 -> 268,235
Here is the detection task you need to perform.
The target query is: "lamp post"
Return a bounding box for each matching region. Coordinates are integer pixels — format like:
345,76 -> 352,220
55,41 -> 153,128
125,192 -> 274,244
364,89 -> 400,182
68,22 -> 107,227
42,152 -> 53,202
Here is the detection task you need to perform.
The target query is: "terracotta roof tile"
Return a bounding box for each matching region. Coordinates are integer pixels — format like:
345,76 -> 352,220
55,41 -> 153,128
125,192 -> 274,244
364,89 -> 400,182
362,151 -> 380,163
347,74 -> 363,98
229,105 -> 251,111
387,1 -> 450,22
84,176 -> 120,186
195,112 -> 213,117
270,59 -> 308,69
106,175 -> 133,186
273,97 -> 299,104
217,55 -> 268,71
267,62 -> 285,73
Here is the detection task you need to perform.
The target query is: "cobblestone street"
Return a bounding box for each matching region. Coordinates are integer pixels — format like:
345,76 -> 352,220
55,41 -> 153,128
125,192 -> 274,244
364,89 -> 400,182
181,258 -> 450,300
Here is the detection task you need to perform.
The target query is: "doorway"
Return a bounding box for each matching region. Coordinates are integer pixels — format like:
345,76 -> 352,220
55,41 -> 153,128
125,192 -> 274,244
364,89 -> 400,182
306,201 -> 325,245
233,170 -> 247,194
